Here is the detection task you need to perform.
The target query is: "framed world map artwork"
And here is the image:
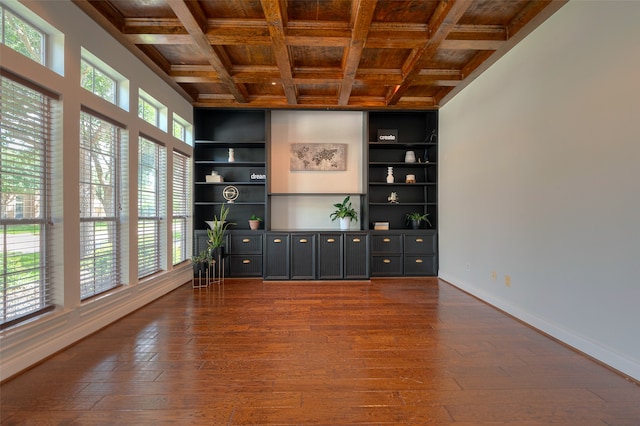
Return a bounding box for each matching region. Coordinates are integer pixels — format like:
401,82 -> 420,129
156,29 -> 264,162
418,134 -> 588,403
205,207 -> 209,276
290,143 -> 347,171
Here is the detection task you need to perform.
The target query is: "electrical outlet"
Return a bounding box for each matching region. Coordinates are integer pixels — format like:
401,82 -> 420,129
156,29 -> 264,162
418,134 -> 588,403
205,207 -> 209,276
505,275 -> 511,287
491,271 -> 497,281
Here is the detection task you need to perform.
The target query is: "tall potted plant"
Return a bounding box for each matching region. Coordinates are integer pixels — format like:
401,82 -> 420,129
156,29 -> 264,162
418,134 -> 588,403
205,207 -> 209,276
330,195 -> 358,230
207,204 -> 233,258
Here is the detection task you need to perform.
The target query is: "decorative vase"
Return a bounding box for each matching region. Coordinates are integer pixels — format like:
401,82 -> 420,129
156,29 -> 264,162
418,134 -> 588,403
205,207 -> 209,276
404,150 -> 416,163
339,217 -> 350,230
386,166 -> 394,183
228,148 -> 235,162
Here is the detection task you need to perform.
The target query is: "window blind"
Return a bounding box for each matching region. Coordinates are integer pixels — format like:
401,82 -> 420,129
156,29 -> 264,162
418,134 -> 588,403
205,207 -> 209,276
79,112 -> 121,299
172,150 -> 191,264
138,136 -> 166,278
0,74 -> 53,327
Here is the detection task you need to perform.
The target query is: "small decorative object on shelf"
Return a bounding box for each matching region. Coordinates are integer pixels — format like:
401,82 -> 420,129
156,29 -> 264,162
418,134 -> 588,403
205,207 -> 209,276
405,174 -> 416,184
374,221 -> 389,230
228,148 -> 235,162
406,212 -> 432,230
205,170 -> 223,183
222,185 -> 239,203
388,192 -> 399,203
404,150 -> 416,163
386,166 -> 394,183
249,214 -> 262,230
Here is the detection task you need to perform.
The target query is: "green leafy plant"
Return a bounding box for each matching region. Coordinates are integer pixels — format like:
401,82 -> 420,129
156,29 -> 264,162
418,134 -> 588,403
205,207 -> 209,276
249,214 -> 262,222
329,195 -> 358,222
406,212 -> 432,227
207,204 -> 234,249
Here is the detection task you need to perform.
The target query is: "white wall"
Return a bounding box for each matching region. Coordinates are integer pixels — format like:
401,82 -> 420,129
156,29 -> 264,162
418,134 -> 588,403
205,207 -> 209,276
439,0 -> 640,380
0,0 -> 194,380
270,110 -> 364,230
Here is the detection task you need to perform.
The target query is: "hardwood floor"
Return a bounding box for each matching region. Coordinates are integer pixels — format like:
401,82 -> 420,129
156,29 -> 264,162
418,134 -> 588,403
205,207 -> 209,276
2,278 -> 639,425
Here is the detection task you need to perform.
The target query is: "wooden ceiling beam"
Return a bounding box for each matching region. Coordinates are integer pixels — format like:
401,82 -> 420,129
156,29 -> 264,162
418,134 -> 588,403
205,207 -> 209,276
338,0 -> 377,106
260,0 -> 298,105
166,0 -> 248,103
387,0 -> 474,105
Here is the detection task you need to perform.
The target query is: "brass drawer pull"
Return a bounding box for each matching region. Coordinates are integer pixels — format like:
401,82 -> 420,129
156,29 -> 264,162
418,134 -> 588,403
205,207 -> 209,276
299,238 -> 308,243
327,238 -> 335,243
415,259 -> 423,263
383,259 -> 391,264
353,238 -> 361,243
243,259 -> 251,264
383,238 -> 391,243
415,238 -> 423,242
274,239 -> 282,243
242,238 -> 250,243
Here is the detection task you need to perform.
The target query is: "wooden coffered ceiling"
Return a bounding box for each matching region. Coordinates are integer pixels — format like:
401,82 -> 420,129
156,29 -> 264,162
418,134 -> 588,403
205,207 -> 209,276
73,0 -> 566,110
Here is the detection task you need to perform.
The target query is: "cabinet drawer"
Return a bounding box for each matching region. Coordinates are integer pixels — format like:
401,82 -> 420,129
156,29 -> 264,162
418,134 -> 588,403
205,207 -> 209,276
371,234 -> 402,254
404,256 -> 437,276
229,255 -> 263,276
371,255 -> 403,276
404,234 -> 435,255
230,234 -> 263,254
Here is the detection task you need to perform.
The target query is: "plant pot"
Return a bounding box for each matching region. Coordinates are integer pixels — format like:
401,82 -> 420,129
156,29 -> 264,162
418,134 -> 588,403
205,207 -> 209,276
409,219 -> 421,230
339,217 -> 350,230
249,220 -> 260,230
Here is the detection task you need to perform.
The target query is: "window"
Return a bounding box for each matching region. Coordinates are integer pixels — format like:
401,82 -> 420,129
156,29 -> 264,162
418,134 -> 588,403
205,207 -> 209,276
138,137 -> 166,278
1,73 -> 54,327
172,151 -> 191,265
81,59 -> 116,104
138,89 -> 167,131
79,111 -> 122,299
173,118 -> 185,142
1,5 -> 45,65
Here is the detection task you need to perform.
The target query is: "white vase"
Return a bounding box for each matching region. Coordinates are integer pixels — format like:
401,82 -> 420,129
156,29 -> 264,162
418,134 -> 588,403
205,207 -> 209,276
404,150 -> 416,163
228,148 -> 235,162
339,217 -> 350,230
386,167 -> 394,183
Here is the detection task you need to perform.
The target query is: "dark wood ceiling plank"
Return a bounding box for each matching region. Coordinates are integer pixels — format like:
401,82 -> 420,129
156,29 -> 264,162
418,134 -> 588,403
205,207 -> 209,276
338,0 -> 377,106
165,0 -> 248,103
260,0 -> 298,104
387,0 -> 474,105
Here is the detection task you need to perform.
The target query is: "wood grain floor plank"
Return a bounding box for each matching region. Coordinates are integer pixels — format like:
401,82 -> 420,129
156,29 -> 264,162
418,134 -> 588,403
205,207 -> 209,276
1,278 -> 638,425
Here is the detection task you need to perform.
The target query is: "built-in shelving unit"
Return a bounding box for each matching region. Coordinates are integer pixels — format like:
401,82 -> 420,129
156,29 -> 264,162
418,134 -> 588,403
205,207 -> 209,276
193,109 -> 269,231
366,111 -> 438,230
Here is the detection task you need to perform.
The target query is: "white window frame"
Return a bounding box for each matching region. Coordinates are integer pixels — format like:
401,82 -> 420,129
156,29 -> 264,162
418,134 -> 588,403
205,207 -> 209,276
138,89 -> 167,132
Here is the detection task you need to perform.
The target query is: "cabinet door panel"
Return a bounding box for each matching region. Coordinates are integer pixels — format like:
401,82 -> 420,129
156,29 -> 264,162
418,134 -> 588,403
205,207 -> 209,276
404,255 -> 437,276
371,255 -> 403,276
265,233 -> 290,279
291,233 -> 316,279
229,255 -> 263,276
318,233 -> 343,279
345,233 -> 369,279
404,233 -> 436,254
371,234 -> 402,254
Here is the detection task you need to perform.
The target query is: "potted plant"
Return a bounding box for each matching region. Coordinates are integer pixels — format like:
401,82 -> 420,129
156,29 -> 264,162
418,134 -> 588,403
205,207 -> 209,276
406,212 -> 432,230
191,249 -> 212,287
248,214 -> 262,230
330,195 -> 358,230
207,204 -> 234,258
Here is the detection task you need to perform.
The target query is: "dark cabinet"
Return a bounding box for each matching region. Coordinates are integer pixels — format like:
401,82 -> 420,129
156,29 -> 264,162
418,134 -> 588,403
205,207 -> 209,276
291,233 -> 316,280
264,233 -> 290,280
371,233 -> 403,276
318,233 -> 344,279
344,233 -> 369,279
228,231 -> 263,277
403,232 -> 437,276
